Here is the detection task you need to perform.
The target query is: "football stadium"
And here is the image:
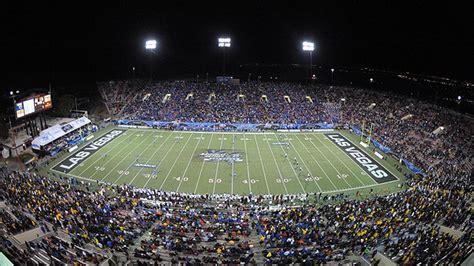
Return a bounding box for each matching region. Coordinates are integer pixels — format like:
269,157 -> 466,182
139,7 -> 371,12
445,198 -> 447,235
0,3 -> 472,266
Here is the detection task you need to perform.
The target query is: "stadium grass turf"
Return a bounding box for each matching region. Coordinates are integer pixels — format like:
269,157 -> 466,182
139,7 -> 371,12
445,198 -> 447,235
44,126 -> 405,197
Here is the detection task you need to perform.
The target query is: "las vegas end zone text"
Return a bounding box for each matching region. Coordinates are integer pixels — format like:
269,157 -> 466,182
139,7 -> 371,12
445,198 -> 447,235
52,129 -> 125,174
325,133 -> 397,183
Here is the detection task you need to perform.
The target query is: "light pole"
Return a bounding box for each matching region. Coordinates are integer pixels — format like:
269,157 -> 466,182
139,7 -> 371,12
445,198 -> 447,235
331,68 -> 334,83
145,39 -> 157,80
218,37 -> 231,76
132,66 -> 136,79
248,73 -> 251,82
9,90 -> 24,171
302,41 -> 315,79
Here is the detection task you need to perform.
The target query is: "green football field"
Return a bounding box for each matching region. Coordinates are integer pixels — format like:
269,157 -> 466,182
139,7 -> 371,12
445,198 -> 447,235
47,127 -> 404,196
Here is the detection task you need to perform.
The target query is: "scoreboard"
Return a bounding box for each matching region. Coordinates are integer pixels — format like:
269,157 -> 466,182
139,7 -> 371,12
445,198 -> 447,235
15,93 -> 52,119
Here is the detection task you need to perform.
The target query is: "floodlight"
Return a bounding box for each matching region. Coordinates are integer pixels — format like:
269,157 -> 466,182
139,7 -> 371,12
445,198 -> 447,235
458,95 -> 461,100
331,68 -> 334,72
218,37 -> 231,47
10,91 -> 13,95
145,40 -> 157,49
16,90 -> 19,94
370,78 -> 374,82
302,41 -> 314,51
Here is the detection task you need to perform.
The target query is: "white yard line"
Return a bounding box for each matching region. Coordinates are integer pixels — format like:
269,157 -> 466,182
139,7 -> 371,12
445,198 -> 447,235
127,132 -> 174,185
301,134 -> 354,188
339,132 -> 401,182
269,134 -> 307,194
261,134 -> 291,194
83,131 -> 143,178
175,133 -> 204,192
212,134 -> 226,195
50,169 -> 98,183
312,133 -> 371,186
159,133 -> 195,190
142,132 -> 182,188
96,131 -> 152,182
293,134 -> 339,191
279,133 -> 323,193
320,179 -> 399,194
59,129 -> 136,176
193,134 -> 215,194
231,134 -> 235,194
111,132 -> 158,184
252,134 -> 271,195
244,134 -> 258,194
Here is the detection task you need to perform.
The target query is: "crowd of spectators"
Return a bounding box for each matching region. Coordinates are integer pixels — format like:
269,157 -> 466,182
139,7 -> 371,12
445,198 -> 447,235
0,164 -> 471,264
0,80 -> 471,264
99,80 -> 473,186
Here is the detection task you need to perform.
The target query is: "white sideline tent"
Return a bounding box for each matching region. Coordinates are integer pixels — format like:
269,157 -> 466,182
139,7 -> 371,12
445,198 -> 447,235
31,117 -> 91,150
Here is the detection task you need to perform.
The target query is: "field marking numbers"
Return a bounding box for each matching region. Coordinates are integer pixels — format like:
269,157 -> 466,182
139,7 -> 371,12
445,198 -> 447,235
305,176 -> 322,182
242,179 -> 259,184
309,133 -> 368,186
174,176 -> 189,182
262,135 -> 291,194
176,133 -> 204,192
159,133 -> 195,190
212,134 -> 226,194
280,133 -> 322,193
193,134 -> 215,194
76,130 -> 142,178
337,174 -> 348,179
142,133 -> 179,187
143,173 -> 157,179
302,133 -> 354,187
293,134 -> 339,190
271,133 -> 306,194
111,133 -> 158,184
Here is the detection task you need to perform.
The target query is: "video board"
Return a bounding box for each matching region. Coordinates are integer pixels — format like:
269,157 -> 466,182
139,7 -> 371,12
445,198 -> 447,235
15,93 -> 53,119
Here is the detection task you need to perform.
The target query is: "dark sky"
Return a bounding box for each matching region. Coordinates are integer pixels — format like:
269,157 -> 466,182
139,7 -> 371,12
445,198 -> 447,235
1,1 -> 473,90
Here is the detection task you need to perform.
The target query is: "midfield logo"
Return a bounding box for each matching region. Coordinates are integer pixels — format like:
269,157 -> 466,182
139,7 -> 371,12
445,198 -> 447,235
200,150 -> 243,163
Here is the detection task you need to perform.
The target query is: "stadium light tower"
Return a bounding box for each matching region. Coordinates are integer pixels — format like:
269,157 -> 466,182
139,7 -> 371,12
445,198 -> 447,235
145,40 -> 157,51
218,37 -> 231,76
302,41 -> 315,79
145,39 -> 157,80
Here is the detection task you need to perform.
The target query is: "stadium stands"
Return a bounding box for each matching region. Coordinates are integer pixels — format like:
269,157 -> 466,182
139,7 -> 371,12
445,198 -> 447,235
0,80 -> 471,264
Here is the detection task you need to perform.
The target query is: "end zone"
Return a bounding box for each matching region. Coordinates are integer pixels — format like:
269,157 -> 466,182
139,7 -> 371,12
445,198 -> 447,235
52,129 -> 126,174
325,133 -> 397,184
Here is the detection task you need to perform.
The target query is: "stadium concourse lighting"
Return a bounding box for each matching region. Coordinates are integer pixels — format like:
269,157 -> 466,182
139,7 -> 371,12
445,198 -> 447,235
302,41 -> 315,79
218,37 -> 231,75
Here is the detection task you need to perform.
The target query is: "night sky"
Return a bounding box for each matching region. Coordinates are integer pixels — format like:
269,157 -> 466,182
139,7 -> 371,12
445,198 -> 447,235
1,1 -> 473,90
